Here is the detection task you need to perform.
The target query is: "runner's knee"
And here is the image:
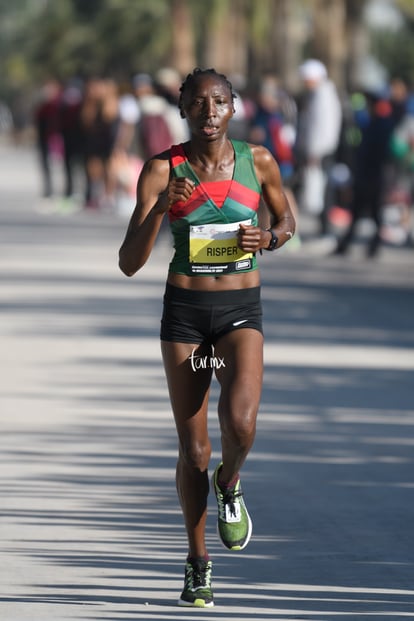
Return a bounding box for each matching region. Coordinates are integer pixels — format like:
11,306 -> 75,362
179,438 -> 212,471
220,407 -> 257,449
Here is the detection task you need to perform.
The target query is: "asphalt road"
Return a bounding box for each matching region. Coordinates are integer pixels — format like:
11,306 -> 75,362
1,141 -> 414,620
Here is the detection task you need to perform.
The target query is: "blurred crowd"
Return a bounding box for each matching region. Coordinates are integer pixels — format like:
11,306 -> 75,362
18,62 -> 414,255
30,67 -> 189,216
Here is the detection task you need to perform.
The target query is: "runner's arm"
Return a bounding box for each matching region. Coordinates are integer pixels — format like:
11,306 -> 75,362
118,156 -> 170,276
238,144 -> 296,253
255,144 -> 296,249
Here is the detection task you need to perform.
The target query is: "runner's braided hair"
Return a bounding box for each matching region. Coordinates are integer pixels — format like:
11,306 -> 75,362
178,68 -> 236,117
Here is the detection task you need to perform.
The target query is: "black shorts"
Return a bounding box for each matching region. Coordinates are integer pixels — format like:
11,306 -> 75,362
160,283 -> 263,344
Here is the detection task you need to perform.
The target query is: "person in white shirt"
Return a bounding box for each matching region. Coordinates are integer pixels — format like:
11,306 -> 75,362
295,59 -> 343,235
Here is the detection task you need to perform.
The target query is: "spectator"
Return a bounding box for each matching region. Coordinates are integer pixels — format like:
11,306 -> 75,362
133,73 -> 179,160
249,75 -> 297,187
227,73 -> 255,142
80,77 -> 120,208
335,91 -> 395,257
59,78 -> 83,198
33,79 -> 62,197
385,83 -> 414,248
295,59 -> 342,235
155,67 -> 190,145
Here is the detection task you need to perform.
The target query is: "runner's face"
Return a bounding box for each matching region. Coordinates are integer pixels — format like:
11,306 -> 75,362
182,75 -> 234,139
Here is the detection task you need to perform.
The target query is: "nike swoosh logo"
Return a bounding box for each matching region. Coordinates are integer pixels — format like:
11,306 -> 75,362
232,320 -> 248,326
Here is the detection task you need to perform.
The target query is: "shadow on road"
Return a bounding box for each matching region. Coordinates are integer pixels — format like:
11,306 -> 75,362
1,151 -> 414,618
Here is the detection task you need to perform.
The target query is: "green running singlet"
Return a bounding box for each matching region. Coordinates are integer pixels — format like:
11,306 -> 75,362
168,140 -> 262,276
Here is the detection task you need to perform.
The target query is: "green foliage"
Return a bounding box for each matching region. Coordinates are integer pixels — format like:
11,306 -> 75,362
0,0 -> 413,107
395,0 -> 414,20
371,26 -> 414,84
0,0 -> 173,99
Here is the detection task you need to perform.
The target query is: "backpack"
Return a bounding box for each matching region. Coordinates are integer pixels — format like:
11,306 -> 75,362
139,113 -> 173,158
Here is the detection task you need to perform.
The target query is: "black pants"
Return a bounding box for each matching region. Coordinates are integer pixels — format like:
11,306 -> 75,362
337,173 -> 385,256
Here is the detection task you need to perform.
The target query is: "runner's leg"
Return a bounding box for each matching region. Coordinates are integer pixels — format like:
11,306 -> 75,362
161,340 -> 213,559
213,328 -> 263,485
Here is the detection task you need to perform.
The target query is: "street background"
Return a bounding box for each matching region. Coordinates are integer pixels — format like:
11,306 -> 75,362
1,140 -> 414,620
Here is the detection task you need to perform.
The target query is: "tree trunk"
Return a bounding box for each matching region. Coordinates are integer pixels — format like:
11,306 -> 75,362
344,0 -> 370,91
271,0 -> 305,92
309,0 -> 348,92
203,0 -> 249,78
170,0 -> 197,76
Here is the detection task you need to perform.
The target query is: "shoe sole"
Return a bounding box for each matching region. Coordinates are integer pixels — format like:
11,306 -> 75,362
178,598 -> 214,608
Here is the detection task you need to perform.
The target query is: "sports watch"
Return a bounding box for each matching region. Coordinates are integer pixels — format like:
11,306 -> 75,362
265,228 -> 278,251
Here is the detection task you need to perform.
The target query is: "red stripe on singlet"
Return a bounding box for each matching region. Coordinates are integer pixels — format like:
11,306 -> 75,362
170,147 -> 186,168
168,185 -> 211,222
228,180 -> 261,211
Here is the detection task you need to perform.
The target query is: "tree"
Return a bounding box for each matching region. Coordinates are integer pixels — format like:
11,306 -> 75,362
1,0 -> 413,113
170,0 -> 196,75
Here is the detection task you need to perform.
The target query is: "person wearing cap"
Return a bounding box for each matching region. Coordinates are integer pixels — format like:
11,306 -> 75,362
295,59 -> 342,236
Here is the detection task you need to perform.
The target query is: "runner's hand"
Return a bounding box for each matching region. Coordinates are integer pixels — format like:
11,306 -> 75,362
237,223 -> 268,253
168,177 -> 195,206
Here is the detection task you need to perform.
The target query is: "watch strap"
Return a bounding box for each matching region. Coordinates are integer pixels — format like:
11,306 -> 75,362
266,228 -> 278,251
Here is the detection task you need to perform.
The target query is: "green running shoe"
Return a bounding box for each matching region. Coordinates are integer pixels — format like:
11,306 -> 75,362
178,558 -> 214,608
212,462 -> 252,551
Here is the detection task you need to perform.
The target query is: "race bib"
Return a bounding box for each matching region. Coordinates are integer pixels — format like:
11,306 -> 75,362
189,220 -> 253,275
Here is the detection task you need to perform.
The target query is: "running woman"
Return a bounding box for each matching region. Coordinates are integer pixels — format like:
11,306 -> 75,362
119,67 -> 296,607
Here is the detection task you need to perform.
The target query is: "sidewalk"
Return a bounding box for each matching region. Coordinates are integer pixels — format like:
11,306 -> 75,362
1,142 -> 414,620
